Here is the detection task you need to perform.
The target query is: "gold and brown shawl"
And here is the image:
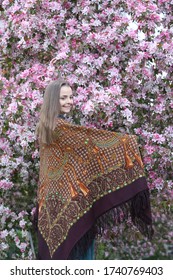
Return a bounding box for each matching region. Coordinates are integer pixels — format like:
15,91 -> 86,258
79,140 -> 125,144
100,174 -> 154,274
37,118 -> 153,259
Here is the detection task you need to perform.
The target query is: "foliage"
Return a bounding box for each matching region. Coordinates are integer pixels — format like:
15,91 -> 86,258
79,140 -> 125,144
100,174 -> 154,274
0,0 -> 172,259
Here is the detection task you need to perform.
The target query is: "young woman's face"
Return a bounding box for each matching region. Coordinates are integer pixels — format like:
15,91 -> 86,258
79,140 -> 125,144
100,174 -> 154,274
59,86 -> 73,113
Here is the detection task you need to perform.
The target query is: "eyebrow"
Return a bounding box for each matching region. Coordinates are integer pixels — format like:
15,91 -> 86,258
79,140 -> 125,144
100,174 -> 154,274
60,94 -> 73,97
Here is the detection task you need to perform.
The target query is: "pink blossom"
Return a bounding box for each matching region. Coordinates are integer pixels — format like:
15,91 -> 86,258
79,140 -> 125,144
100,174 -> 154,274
19,219 -> 27,229
18,211 -> 28,219
144,145 -> 156,155
152,133 -> 165,144
136,3 -> 147,14
0,242 -> 9,251
14,236 -> 20,245
32,150 -> 39,159
122,108 -> 133,123
154,103 -> 165,114
6,101 -> 18,115
31,207 -> 36,217
153,178 -> 164,190
19,242 -> 27,253
81,100 -> 95,115
81,22 -> 91,32
0,180 -> 13,190
9,229 -> 16,238
49,1 -> 61,11
143,156 -> 152,164
149,171 -> 157,180
1,155 -> 10,166
0,230 -> 8,239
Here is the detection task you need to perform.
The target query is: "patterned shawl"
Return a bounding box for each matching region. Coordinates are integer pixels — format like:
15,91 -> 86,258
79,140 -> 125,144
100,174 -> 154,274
36,118 -> 153,259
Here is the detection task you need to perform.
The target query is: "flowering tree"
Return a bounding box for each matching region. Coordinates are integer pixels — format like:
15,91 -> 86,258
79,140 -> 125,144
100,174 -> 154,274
0,0 -> 172,259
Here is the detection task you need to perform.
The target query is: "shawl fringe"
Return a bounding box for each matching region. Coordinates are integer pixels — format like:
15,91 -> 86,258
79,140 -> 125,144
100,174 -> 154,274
67,189 -> 153,259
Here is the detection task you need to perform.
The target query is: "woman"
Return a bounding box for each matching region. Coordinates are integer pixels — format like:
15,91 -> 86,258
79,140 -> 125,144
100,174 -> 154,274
35,78 -> 153,260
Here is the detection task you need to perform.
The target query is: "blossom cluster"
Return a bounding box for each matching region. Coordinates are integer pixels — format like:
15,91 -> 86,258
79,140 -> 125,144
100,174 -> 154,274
0,0 -> 172,259
0,205 -> 34,259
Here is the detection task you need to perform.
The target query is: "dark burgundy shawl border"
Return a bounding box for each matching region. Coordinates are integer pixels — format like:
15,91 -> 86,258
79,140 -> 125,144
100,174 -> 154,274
37,176 -> 153,260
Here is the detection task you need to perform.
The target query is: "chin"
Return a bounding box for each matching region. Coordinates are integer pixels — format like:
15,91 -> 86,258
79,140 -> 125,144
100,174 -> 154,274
62,110 -> 71,113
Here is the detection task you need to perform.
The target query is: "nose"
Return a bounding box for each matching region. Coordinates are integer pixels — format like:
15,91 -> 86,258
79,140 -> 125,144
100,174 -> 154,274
68,98 -> 73,104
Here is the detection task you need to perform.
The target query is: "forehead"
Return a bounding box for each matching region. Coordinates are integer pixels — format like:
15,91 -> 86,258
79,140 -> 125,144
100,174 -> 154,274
60,86 -> 72,96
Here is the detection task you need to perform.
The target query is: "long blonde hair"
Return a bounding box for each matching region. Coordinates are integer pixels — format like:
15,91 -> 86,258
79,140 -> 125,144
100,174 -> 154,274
36,78 -> 71,145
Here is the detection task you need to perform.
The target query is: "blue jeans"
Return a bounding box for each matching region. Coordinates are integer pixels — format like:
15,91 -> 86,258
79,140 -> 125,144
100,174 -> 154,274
80,239 -> 95,260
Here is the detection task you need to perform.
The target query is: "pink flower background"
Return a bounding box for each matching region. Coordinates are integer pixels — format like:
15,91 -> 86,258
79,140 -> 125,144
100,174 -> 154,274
0,0 -> 172,259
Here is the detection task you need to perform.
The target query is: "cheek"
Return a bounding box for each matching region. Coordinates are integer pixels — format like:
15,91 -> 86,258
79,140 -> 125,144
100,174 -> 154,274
59,100 -> 65,106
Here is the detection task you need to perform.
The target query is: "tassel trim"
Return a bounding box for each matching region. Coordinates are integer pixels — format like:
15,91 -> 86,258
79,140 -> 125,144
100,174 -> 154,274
68,189 -> 153,259
77,180 -> 90,196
